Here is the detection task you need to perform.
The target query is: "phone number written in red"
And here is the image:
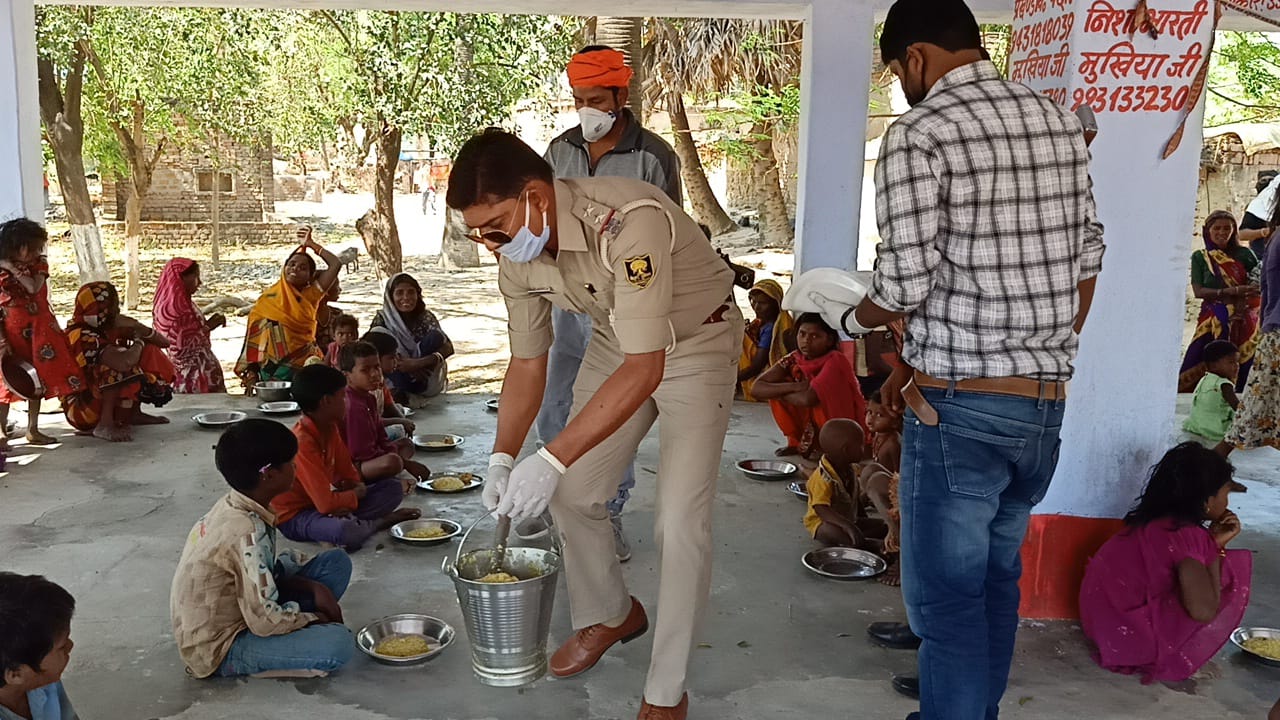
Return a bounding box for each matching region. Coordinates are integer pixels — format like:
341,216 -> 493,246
1052,84 -> 1193,113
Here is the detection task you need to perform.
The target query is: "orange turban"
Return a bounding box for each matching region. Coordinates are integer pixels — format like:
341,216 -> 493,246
567,49 -> 634,89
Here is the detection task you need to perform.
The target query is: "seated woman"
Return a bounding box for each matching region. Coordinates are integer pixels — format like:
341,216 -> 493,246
63,282 -> 176,442
152,258 -> 226,394
369,273 -> 453,406
234,227 -> 342,391
749,313 -> 865,458
1080,442 -> 1251,685
1179,211 -> 1260,393
738,279 -> 795,401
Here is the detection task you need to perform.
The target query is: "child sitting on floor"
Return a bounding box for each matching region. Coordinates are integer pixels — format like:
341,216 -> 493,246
0,573 -> 78,720
170,419 -> 354,679
751,313 -> 864,459
802,418 -> 886,551
361,330 -> 416,442
338,342 -> 429,485
272,364 -> 419,551
1182,340 -> 1240,449
861,390 -> 905,585
325,314 -> 359,368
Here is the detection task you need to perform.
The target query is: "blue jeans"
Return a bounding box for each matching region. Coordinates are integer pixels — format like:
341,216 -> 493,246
899,388 -> 1064,720
215,549 -> 355,677
537,306 -> 636,517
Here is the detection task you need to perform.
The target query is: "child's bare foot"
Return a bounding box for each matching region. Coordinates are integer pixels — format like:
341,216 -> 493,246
131,411 -> 170,426
776,446 -> 800,457
93,425 -> 133,442
377,507 -> 422,530
25,429 -> 57,445
878,558 -> 901,587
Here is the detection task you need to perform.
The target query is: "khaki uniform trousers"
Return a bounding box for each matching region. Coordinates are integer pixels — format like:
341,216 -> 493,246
548,306 -> 741,706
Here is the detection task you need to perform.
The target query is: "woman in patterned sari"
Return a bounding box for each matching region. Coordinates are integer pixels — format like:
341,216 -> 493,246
738,279 -> 796,401
152,258 -> 226,393
1179,211 -> 1261,393
63,282 -> 175,442
233,228 -> 342,391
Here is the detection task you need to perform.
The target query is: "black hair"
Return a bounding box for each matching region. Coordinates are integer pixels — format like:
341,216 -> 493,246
334,314 -> 359,332
361,330 -> 399,358
577,44 -> 615,54
0,218 -> 48,263
338,341 -> 379,373
796,312 -> 839,346
291,363 -> 347,413
214,419 -> 299,494
1123,443 -> 1234,528
879,0 -> 982,65
285,250 -> 317,276
1203,340 -> 1240,366
868,389 -> 883,405
181,261 -> 201,277
446,128 -> 555,211
0,573 -> 75,687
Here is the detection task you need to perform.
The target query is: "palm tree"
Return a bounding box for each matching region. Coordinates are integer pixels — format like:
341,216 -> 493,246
592,17 -> 645,121
646,18 -> 801,246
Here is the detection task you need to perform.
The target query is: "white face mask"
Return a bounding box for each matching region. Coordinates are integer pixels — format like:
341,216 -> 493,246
578,107 -> 617,143
496,193 -> 551,264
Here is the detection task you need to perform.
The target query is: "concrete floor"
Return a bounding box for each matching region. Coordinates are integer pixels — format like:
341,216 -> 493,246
5,392 -> 1280,720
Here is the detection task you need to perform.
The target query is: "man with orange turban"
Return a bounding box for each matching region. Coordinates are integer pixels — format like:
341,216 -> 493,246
539,45 -> 683,568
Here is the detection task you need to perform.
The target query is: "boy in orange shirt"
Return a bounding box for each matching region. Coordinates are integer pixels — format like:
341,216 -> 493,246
272,364 -> 419,551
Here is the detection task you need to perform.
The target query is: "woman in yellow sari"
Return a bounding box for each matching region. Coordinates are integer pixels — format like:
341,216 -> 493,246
234,228 -> 343,390
738,279 -> 796,401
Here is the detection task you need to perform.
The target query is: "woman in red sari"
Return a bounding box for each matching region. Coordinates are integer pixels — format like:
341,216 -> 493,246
0,219 -> 84,445
1179,211 -> 1261,393
750,313 -> 866,458
152,258 -> 226,393
64,282 -> 176,442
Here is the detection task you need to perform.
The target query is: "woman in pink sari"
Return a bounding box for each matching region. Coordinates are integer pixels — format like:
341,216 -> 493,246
152,258 -> 226,393
1080,442 -> 1251,684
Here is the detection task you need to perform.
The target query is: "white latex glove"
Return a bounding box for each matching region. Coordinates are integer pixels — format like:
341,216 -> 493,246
497,447 -> 566,522
483,453 -> 514,512
782,268 -> 875,335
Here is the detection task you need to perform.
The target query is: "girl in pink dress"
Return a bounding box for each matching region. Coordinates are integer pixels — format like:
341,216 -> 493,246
1080,442 -> 1251,684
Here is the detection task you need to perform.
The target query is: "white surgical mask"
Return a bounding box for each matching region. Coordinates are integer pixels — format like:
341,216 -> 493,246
578,107 -> 617,143
496,194 -> 551,264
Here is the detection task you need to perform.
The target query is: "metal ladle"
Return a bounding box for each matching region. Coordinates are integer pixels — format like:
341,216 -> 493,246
489,514 -> 512,575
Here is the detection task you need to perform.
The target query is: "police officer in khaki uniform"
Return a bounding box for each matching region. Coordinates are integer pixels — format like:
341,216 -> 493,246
447,129 -> 740,720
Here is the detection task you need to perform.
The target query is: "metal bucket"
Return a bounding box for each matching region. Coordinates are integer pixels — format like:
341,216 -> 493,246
442,513 -> 562,687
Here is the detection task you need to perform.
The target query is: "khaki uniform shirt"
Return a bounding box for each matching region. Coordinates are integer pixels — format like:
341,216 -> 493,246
500,177 -> 734,359
170,491 -> 318,678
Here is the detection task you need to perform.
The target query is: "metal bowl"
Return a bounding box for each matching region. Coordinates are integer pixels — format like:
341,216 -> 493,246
254,381 -> 293,403
1,357 -> 43,400
802,547 -> 887,580
413,433 -> 465,451
390,518 -> 462,546
259,401 -> 301,415
737,459 -> 798,481
1231,627 -> 1280,667
356,614 -> 455,666
416,473 -> 482,493
484,398 -> 499,412
192,411 -> 248,429
788,481 -> 809,500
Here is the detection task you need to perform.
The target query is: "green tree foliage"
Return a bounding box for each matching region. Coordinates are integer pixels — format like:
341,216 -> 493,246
1207,32 -> 1280,126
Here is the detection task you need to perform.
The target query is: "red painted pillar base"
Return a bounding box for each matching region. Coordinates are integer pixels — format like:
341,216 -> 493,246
1018,514 -> 1125,620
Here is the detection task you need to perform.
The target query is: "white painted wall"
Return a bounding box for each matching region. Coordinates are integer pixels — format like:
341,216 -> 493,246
0,0 -> 41,224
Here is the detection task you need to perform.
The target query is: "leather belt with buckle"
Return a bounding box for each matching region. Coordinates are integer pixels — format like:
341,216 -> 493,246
903,371 -> 1068,427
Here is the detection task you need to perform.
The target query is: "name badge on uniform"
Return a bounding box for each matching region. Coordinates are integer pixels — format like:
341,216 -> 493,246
527,287 -> 555,295
623,255 -> 655,289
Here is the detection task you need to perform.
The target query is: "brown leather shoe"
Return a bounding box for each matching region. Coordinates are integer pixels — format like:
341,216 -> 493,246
638,693 -> 688,720
549,596 -> 648,678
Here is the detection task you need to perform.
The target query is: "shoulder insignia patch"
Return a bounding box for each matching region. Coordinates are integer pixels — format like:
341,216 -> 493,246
623,254 -> 655,289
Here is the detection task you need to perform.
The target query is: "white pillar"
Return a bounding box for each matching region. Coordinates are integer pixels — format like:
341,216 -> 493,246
793,0 -> 873,273
0,0 -> 40,223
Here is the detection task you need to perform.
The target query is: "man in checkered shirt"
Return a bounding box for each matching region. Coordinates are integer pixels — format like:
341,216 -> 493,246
788,1 -> 1104,718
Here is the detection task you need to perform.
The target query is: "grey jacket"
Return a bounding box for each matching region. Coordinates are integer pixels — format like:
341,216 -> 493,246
543,109 -> 683,205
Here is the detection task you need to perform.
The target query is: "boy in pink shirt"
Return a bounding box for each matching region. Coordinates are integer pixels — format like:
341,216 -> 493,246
338,342 -> 429,486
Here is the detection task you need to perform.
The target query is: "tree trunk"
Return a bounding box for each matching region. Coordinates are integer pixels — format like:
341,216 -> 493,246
439,207 -> 479,270
36,53 -> 108,284
669,93 -> 735,236
124,184 -> 142,308
750,120 -> 793,247
357,121 -> 403,278
594,17 -> 645,122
